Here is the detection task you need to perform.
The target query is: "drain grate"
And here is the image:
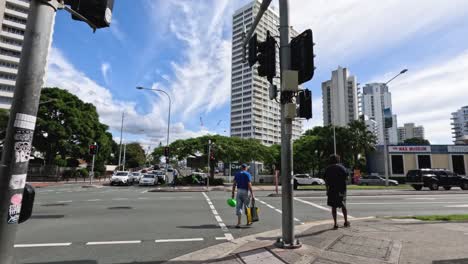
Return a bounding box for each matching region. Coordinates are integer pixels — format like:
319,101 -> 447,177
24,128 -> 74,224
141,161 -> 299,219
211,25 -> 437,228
41,203 -> 68,207
327,235 -> 392,260
108,206 -> 132,210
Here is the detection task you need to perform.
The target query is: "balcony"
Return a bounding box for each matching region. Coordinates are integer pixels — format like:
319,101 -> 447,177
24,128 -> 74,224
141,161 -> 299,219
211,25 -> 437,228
0,66 -> 17,75
0,31 -> 24,42
6,0 -> 30,9
0,78 -> 15,86
0,41 -> 22,52
2,19 -> 26,31
0,90 -> 14,98
0,54 -> 19,64
4,8 -> 28,20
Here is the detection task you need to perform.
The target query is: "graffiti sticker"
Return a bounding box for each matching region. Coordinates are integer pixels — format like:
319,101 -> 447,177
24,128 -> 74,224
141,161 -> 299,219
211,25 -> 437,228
14,129 -> 33,163
9,174 -> 27,190
7,204 -> 21,224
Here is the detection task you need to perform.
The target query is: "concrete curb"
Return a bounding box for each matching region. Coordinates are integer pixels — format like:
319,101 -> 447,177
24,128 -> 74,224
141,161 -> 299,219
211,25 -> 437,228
148,187 -> 227,192
165,217 -> 375,263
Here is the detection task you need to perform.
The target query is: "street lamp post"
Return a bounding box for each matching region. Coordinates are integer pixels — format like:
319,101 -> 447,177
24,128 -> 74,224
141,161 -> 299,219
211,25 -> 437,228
136,87 -> 172,178
382,69 -> 408,186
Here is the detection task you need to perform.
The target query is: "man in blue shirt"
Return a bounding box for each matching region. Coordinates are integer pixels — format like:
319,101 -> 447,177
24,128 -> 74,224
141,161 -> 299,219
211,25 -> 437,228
231,164 -> 255,228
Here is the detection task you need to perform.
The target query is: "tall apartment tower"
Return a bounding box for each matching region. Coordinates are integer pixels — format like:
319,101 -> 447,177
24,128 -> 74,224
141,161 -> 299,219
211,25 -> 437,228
451,106 -> 468,144
322,66 -> 358,126
361,83 -> 398,145
397,123 -> 425,143
230,0 -> 302,145
0,0 -> 30,109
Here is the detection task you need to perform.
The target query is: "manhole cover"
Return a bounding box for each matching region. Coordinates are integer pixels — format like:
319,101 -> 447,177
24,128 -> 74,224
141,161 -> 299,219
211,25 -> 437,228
41,203 -> 68,207
327,235 -> 392,260
31,215 -> 65,219
108,206 -> 132,210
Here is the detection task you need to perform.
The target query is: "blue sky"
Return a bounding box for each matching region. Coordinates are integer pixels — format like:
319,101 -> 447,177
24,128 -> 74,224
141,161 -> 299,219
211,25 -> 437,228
45,0 -> 468,147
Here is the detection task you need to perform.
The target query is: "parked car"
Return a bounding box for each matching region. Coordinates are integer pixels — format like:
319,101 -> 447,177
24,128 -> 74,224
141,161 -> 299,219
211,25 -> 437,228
293,174 -> 325,189
358,175 -> 399,186
406,168 -> 468,190
139,174 -> 157,186
110,171 -> 131,186
130,172 -> 143,183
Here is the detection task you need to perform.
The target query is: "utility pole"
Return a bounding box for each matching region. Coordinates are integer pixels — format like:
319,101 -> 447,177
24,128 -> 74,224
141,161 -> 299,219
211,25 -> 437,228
207,139 -> 211,189
0,0 -> 57,262
90,142 -> 96,185
122,143 -> 127,171
118,112 -> 124,170
278,0 -> 300,248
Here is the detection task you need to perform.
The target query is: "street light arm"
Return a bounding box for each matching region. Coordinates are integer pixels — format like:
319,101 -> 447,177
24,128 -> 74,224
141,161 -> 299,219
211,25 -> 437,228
384,69 -> 408,85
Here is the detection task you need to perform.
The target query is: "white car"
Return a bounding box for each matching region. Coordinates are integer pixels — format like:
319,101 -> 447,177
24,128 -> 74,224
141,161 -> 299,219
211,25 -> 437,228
130,172 -> 143,183
139,174 -> 157,186
110,171 -> 131,186
153,170 -> 166,183
294,174 -> 325,187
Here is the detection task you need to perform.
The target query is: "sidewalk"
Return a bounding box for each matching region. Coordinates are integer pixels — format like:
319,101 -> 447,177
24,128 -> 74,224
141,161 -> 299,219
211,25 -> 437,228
166,217 -> 468,264
29,180 -> 109,188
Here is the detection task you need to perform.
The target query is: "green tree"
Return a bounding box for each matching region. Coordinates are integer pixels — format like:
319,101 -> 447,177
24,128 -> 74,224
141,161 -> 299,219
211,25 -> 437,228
0,109 -> 8,139
348,120 -> 377,170
34,87 -> 113,171
403,137 -> 430,145
124,142 -> 146,168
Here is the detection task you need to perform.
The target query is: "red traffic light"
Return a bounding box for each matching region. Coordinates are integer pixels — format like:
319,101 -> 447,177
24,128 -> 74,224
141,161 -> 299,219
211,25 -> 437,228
89,144 -> 98,155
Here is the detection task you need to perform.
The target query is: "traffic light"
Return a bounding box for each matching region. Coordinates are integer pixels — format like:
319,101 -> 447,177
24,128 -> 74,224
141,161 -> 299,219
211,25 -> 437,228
248,32 -> 277,83
297,89 -> 312,119
291,29 -> 315,84
66,0 -> 115,29
164,147 -> 170,157
89,144 -> 98,155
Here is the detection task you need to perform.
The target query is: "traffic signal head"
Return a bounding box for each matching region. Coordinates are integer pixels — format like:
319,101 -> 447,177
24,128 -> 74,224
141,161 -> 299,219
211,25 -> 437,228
164,147 -> 170,157
291,29 -> 315,84
257,35 -> 276,83
67,0 -> 115,29
297,89 -> 312,119
248,34 -> 258,67
89,144 -> 98,155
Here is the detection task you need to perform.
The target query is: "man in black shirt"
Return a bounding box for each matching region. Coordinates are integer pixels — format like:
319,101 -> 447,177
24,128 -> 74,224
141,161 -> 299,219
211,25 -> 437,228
324,154 -> 350,229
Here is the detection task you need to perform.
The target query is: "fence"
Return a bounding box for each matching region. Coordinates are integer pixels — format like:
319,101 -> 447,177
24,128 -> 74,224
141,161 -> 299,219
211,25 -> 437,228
26,165 -> 108,182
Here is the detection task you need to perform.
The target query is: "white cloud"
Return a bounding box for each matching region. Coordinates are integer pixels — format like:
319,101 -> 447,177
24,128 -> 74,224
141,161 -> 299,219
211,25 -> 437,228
109,19 -> 125,43
101,62 -> 110,85
46,47 -> 214,144
371,50 -> 468,144
144,0 -> 233,121
289,0 -> 468,68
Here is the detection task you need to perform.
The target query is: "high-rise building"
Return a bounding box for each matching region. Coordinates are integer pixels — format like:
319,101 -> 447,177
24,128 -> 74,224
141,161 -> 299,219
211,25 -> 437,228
361,83 -> 398,145
451,106 -> 468,144
230,0 -> 302,145
397,123 -> 425,143
322,66 -> 358,126
0,0 -> 30,109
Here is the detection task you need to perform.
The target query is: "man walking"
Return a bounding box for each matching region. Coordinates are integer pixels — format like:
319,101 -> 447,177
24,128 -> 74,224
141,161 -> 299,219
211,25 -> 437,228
231,164 -> 255,228
324,154 -> 350,229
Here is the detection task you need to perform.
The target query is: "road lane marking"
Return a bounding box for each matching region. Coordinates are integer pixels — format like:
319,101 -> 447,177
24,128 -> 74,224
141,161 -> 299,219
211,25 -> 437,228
87,199 -> 101,202
155,238 -> 203,243
348,202 -> 461,205
294,197 -> 355,219
202,192 -> 233,240
216,233 -> 234,240
56,200 -> 72,203
14,243 -> 72,248
86,240 -> 141,245
444,204 -> 468,208
256,198 -> 304,224
406,198 -> 436,200
138,197 -> 149,200
112,198 -> 129,201
140,190 -> 148,194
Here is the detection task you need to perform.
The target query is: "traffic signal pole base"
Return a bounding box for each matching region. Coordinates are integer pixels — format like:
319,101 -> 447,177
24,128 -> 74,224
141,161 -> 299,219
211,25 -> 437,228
275,238 -> 302,249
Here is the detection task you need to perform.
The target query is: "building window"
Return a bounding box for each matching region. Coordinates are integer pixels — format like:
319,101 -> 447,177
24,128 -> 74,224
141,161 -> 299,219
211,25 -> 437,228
452,155 -> 466,175
417,155 -> 431,169
391,155 -> 404,175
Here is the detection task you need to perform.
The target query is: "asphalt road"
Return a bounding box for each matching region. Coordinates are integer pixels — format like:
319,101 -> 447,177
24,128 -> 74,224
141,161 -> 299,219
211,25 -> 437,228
13,184 -> 468,264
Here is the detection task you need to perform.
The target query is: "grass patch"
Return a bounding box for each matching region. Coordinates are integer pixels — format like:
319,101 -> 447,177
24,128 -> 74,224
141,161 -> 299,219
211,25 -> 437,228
395,214 -> 468,221
299,184 -> 411,190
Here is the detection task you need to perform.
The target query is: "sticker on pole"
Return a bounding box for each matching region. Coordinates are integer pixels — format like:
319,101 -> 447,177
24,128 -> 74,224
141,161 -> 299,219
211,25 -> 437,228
14,113 -> 36,130
14,129 -> 33,163
9,174 -> 27,190
7,194 -> 23,224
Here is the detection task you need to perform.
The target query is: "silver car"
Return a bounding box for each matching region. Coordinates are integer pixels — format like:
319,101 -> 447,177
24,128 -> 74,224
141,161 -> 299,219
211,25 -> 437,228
130,172 -> 143,183
139,174 -> 157,186
110,171 -> 131,186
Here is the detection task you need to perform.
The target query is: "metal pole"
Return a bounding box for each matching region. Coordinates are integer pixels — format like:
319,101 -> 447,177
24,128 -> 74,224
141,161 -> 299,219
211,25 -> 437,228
278,0 -> 299,248
0,0 -> 57,262
242,0 -> 273,62
122,143 -> 126,171
383,125 -> 389,186
207,140 -> 211,189
90,154 -> 95,185
118,112 -> 124,169
165,93 -> 171,181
